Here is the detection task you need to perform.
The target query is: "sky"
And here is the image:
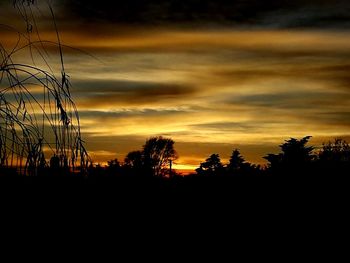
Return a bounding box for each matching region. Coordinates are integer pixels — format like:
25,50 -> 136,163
1,0 -> 350,172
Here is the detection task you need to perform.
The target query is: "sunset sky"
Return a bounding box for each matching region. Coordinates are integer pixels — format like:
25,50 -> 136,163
1,0 -> 350,172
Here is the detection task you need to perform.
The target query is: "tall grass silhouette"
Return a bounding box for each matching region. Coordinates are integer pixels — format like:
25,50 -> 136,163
0,0 -> 89,175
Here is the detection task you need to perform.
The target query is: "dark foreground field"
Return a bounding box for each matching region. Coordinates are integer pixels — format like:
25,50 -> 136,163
1,171 -> 348,201
1,171 -> 348,250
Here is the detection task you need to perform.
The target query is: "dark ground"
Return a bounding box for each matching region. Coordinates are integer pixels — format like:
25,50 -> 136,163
0,171 -> 348,203
0,170 -> 348,255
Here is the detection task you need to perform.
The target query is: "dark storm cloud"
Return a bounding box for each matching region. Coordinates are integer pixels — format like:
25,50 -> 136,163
61,0 -> 350,28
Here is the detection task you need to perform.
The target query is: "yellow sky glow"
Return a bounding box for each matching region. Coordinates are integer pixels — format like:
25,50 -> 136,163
2,26 -> 350,171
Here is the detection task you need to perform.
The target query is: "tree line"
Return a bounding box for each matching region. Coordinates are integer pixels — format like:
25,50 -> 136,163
87,136 -> 350,178
1,135 -> 349,177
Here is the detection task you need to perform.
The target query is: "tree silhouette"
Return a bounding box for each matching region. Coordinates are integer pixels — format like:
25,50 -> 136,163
196,154 -> 223,176
316,138 -> 350,176
106,159 -> 121,175
227,149 -> 245,172
264,136 -> 314,175
142,137 -> 178,177
124,151 -> 144,170
319,139 -> 350,163
226,149 -> 260,176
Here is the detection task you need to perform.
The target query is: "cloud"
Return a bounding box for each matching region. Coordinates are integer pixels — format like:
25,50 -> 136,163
213,62 -> 350,93
317,112 -> 350,127
73,79 -> 197,107
58,0 -> 350,29
79,108 -> 191,119
226,91 -> 344,109
58,30 -> 350,54
189,121 -> 267,133
3,2 -> 350,170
